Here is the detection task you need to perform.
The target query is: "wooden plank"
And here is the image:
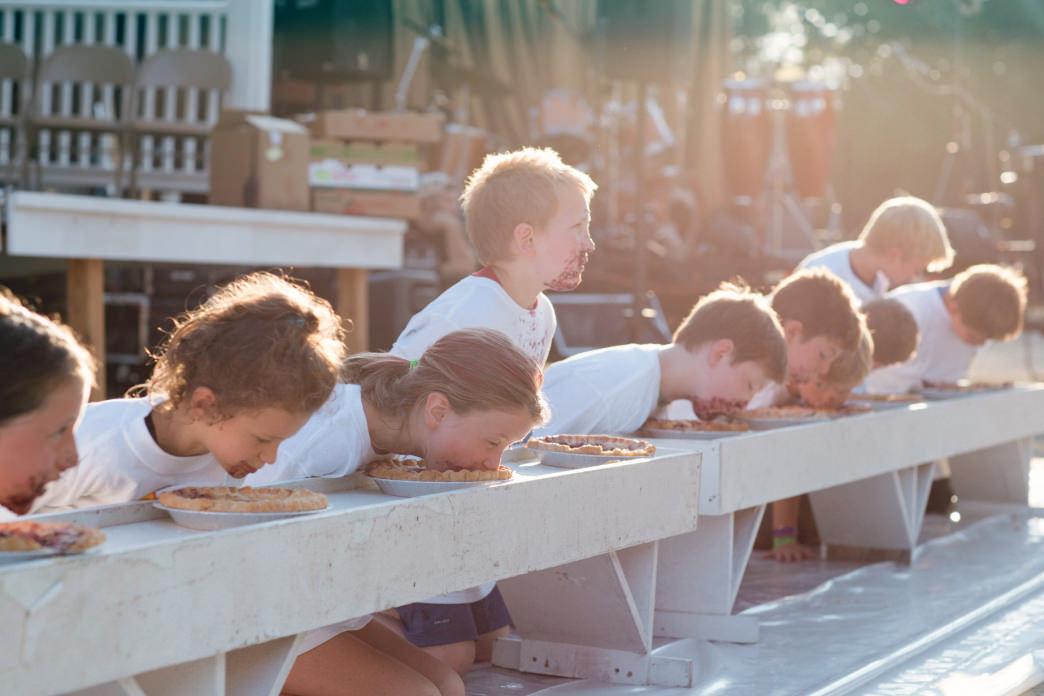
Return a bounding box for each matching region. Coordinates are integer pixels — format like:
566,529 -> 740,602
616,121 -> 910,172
336,267 -> 368,353
66,258 -> 106,400
225,635 -> 303,696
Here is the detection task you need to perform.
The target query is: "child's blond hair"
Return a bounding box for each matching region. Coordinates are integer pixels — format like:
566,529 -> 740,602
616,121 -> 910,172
858,196 -> 954,272
864,298 -> 919,366
821,324 -> 873,391
144,272 -> 347,419
771,269 -> 865,353
950,264 -> 1027,341
673,283 -> 788,384
460,147 -> 597,265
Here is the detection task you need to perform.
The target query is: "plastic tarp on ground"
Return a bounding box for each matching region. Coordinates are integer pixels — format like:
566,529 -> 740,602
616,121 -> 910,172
467,509 -> 1044,695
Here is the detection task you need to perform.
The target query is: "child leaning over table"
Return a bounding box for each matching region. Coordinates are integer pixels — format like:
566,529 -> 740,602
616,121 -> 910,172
30,272 -> 347,512
247,328 -> 547,696
747,268 -> 867,410
531,283 -> 788,437
796,195 -> 954,303
378,146 -> 596,678
0,290 -> 95,519
863,263 -> 1027,395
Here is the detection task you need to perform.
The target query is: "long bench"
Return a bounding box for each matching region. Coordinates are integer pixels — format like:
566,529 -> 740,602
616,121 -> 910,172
1,451 -> 701,695
645,384 -> 1044,644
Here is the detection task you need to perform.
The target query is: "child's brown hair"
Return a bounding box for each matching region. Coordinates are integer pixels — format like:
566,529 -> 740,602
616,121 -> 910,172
343,328 -> 547,424
771,269 -> 864,352
822,324 -> 873,391
143,272 -> 346,418
859,196 -> 954,271
460,147 -> 597,265
950,264 -> 1027,341
0,290 -> 96,425
864,298 -> 919,366
673,283 -> 788,384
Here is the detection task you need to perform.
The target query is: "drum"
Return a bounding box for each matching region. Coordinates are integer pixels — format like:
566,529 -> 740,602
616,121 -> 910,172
785,81 -> 837,199
719,78 -> 772,200
433,123 -> 491,185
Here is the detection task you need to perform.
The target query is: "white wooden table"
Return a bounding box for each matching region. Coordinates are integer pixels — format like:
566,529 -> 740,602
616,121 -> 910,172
1,451 -> 701,695
644,384 -> 1044,645
3,191 -> 407,395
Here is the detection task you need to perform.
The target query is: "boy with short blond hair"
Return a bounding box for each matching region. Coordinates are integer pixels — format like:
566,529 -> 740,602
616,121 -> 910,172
865,263 -> 1026,394
533,284 -> 787,437
798,196 -> 955,303
864,297 -> 919,367
392,146 -> 597,365
387,146 -> 597,677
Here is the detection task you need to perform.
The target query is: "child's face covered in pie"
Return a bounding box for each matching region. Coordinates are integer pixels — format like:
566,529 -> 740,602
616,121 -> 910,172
202,406 -> 312,478
797,379 -> 850,409
421,400 -> 533,472
0,376 -> 87,514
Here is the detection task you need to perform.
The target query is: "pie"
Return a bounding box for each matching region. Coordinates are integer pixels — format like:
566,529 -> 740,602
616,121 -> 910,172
644,417 -> 749,433
157,486 -> 328,513
526,434 -> 656,457
366,459 -> 512,481
746,405 -> 869,419
0,521 -> 106,553
690,397 -> 748,420
923,380 -> 1013,392
847,393 -> 922,403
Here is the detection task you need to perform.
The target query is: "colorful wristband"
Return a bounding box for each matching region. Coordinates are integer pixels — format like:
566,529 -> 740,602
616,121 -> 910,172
773,536 -> 797,548
772,526 -> 797,538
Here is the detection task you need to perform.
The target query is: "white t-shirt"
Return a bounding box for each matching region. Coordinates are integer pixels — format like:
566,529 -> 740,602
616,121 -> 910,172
0,504 -> 17,521
244,384 -> 375,486
534,344 -> 662,437
30,398 -> 234,512
746,382 -> 793,410
797,241 -> 889,304
391,274 -> 556,366
863,281 -> 980,394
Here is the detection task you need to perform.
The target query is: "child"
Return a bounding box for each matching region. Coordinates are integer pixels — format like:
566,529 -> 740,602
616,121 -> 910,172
795,324 -> 874,409
380,146 -> 596,676
257,328 -> 546,696
797,196 -> 954,303
864,263 -> 1026,395
747,268 -> 866,409
531,284 -> 787,437
30,272 -> 346,512
0,291 -> 95,518
391,146 -> 598,366
863,297 -> 920,368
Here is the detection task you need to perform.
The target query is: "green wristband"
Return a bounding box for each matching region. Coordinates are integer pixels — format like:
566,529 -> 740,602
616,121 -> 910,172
773,536 -> 797,548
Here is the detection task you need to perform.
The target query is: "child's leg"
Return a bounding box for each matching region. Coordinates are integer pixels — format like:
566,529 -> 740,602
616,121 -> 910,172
354,620 -> 465,696
471,586 -> 513,662
474,625 -> 510,662
281,626 -> 458,696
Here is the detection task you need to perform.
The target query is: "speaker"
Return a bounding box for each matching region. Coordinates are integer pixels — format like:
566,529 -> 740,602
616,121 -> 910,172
595,0 -> 694,83
274,0 -> 395,82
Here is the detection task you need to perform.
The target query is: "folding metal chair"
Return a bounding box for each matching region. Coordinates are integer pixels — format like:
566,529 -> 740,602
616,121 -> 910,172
128,48 -> 231,197
26,44 -> 135,194
0,42 -> 30,189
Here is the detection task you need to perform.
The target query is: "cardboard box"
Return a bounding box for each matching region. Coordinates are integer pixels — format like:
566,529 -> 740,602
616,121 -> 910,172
209,111 -> 310,211
311,188 -> 421,220
301,109 -> 444,143
308,139 -> 421,167
308,161 -> 420,191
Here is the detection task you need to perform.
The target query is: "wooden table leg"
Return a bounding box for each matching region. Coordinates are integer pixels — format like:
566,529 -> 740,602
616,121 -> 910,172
336,268 -> 368,353
66,258 -> 106,400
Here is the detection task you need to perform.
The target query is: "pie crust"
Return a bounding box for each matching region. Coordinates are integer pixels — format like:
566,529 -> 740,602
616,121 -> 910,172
848,393 -> 922,402
157,486 -> 328,513
366,459 -> 512,481
0,520 -> 106,553
746,405 -> 869,419
923,380 -> 1013,392
526,434 -> 656,457
644,417 -> 750,433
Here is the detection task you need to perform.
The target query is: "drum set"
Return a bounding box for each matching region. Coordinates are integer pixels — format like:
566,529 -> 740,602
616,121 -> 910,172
720,78 -> 840,254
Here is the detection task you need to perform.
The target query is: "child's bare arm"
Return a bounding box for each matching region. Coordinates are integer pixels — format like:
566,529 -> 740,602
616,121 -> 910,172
761,496 -> 817,563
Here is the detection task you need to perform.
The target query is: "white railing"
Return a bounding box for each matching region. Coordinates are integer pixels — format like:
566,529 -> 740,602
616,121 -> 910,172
0,0 -> 268,195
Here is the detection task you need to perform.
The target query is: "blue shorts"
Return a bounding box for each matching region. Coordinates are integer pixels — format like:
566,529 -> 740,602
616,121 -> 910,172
396,586 -> 512,648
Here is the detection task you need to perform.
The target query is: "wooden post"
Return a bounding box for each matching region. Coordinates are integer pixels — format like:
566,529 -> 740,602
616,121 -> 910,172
336,268 -> 368,353
66,259 -> 106,400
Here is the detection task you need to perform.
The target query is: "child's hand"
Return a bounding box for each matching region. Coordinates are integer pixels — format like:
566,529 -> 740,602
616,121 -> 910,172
762,542 -> 818,563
